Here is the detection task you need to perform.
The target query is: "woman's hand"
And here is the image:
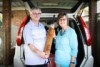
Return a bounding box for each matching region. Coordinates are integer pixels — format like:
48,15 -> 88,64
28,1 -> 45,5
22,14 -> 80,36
53,30 -> 56,38
70,56 -> 75,67
70,63 -> 75,67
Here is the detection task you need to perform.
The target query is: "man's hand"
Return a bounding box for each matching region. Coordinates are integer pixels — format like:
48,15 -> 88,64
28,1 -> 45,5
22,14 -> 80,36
37,51 -> 49,59
28,43 -> 49,59
45,53 -> 49,59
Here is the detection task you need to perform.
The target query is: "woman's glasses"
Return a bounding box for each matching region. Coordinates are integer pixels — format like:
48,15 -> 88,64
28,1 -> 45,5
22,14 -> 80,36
59,19 -> 67,21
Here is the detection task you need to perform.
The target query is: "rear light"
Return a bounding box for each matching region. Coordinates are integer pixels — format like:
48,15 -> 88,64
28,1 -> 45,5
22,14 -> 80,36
16,16 -> 29,46
78,16 -> 92,46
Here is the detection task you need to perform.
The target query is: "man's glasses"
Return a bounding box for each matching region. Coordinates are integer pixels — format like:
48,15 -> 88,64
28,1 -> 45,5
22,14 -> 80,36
32,13 -> 41,15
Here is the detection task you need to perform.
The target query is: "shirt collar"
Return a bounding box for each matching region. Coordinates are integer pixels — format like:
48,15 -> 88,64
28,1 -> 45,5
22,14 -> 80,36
29,19 -> 41,27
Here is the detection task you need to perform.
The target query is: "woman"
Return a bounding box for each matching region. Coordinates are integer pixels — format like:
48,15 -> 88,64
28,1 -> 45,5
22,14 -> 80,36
55,12 -> 78,67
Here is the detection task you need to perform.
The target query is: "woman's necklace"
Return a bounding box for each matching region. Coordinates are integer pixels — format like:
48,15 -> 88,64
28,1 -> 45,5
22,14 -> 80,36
60,26 -> 69,36
60,30 -> 66,36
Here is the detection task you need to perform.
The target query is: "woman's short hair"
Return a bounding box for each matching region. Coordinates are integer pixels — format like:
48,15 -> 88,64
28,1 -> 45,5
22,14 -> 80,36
57,12 -> 69,23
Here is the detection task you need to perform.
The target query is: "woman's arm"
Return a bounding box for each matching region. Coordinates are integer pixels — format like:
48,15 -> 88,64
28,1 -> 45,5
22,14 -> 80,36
69,29 -> 78,67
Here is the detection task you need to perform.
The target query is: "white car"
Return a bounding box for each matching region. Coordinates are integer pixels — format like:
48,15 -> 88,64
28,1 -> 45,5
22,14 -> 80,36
14,0 -> 94,67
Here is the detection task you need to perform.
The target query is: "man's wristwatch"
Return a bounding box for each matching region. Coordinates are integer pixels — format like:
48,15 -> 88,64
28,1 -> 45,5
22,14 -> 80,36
70,62 -> 75,64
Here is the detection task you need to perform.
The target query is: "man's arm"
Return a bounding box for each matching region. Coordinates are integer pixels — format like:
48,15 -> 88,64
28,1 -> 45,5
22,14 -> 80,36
28,43 -> 48,59
23,26 -> 48,59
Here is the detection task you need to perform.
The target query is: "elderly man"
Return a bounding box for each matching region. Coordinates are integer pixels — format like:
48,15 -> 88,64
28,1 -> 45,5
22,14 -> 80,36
23,7 -> 48,67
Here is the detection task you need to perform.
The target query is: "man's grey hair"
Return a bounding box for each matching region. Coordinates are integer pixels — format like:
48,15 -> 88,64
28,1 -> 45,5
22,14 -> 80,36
30,7 -> 42,12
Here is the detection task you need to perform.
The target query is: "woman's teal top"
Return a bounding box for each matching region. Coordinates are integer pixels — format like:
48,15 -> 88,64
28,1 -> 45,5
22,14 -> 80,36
55,27 -> 78,67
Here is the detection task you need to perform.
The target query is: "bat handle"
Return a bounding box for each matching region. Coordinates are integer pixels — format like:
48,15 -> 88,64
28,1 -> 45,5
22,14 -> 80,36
45,58 -> 52,67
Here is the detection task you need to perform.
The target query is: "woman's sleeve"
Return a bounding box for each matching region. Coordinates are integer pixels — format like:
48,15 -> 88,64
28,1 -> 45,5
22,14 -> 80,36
69,30 -> 78,57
